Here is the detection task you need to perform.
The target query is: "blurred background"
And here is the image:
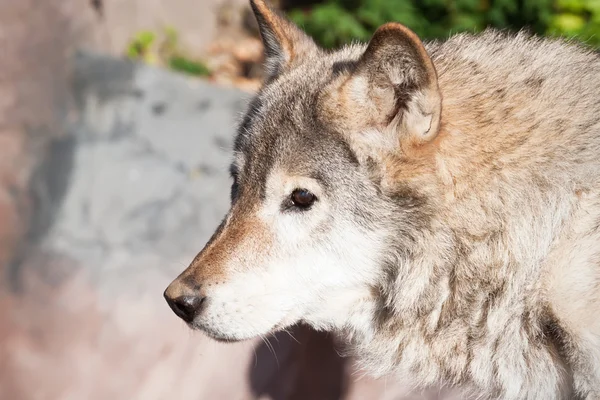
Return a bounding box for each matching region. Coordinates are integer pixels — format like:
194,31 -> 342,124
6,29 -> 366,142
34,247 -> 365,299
1,1 -> 598,399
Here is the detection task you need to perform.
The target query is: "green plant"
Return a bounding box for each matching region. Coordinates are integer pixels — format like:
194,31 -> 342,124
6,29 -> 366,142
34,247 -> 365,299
288,0 -> 600,49
168,56 -> 211,76
125,27 -> 211,77
126,31 -> 157,63
548,0 -> 600,45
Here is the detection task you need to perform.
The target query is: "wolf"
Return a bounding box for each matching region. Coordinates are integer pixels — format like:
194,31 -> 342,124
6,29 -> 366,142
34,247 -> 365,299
164,0 -> 600,398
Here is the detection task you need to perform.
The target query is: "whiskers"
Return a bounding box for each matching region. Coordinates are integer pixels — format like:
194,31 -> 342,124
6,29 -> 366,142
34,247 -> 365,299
282,327 -> 300,344
258,333 -> 279,368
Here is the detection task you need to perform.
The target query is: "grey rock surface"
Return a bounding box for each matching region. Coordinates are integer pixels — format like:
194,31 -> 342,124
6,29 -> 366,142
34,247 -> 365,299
48,52 -> 248,270
1,52 -> 261,400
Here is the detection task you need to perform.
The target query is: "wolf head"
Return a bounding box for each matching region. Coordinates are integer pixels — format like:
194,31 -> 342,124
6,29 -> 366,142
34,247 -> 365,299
164,0 -> 441,342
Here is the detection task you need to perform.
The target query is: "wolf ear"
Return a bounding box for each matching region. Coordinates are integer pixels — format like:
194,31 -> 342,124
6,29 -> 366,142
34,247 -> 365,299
352,23 -> 441,145
250,0 -> 319,80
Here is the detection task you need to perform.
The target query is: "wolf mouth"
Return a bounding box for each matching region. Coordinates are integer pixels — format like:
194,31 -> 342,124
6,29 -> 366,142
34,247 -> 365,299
191,314 -> 299,343
190,322 -> 250,343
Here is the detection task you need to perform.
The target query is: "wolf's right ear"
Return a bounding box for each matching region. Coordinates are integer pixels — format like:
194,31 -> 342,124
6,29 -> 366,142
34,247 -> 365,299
322,23 -> 441,154
250,0 -> 319,80
358,23 -> 441,145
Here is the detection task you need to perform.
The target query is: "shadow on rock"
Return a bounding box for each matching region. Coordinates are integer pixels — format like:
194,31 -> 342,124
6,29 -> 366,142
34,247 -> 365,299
249,324 -> 348,400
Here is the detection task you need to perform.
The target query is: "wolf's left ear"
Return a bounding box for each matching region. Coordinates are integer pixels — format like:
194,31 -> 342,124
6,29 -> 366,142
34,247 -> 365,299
250,0 -> 319,80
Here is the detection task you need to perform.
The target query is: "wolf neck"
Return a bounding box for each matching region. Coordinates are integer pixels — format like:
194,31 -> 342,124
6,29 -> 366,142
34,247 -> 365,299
333,181 -> 575,396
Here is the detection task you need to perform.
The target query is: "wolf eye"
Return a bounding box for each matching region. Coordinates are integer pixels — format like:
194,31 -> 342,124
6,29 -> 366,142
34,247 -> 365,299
290,189 -> 316,209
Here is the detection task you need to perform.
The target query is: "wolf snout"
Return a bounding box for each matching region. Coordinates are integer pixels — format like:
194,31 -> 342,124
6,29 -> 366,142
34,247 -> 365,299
164,282 -> 206,323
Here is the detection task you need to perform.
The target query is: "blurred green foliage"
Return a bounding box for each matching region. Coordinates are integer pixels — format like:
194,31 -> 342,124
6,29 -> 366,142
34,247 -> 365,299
126,27 -> 211,77
168,56 -> 211,76
288,0 -> 600,48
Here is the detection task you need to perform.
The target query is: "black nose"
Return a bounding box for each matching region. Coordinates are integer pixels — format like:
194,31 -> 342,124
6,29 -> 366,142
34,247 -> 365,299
164,292 -> 205,323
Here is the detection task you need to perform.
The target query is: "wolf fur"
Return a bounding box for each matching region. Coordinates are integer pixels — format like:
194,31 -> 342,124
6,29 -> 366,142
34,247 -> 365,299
164,1 -> 600,398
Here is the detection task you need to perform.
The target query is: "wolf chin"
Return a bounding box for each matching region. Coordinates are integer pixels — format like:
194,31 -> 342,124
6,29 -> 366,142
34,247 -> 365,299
164,1 -> 600,398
